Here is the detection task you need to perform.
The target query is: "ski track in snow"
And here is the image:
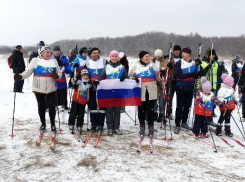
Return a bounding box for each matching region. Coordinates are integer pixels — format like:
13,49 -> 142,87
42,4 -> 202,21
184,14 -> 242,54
0,57 -> 245,182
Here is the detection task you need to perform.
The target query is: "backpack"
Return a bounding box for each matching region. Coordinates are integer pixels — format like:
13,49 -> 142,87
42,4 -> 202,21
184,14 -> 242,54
7,55 -> 13,68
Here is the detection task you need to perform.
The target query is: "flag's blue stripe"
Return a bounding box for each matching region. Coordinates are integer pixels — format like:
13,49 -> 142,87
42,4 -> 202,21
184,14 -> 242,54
97,88 -> 141,99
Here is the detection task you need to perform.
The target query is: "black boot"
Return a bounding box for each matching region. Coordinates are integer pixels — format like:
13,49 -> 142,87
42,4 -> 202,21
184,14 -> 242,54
153,112 -> 158,122
91,126 -> 97,133
224,125 -> 233,137
51,125 -> 56,132
40,124 -> 46,131
157,113 -> 163,123
139,125 -> 145,135
148,124 -> 154,136
215,124 -> 222,136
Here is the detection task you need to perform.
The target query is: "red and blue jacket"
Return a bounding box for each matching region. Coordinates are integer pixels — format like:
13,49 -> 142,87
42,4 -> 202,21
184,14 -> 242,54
70,53 -> 88,75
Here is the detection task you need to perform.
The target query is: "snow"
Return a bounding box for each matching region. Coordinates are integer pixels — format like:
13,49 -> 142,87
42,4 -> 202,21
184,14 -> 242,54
0,57 -> 245,182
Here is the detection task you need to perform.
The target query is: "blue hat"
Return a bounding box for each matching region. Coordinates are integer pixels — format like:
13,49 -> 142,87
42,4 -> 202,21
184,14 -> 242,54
39,41 -> 45,46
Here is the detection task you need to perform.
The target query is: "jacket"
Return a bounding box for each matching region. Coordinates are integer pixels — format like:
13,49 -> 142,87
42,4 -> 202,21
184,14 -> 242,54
12,49 -> 25,74
20,57 -> 62,94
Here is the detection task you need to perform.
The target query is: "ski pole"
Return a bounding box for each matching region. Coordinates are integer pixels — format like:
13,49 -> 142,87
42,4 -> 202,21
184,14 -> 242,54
135,106 -> 137,126
55,90 -> 63,134
10,86 -> 17,139
236,104 -> 245,136
123,109 -> 136,123
230,114 -> 245,139
203,105 -> 218,153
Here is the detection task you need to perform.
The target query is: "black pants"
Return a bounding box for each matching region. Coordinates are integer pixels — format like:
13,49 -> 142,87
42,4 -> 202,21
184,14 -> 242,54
175,87 -> 193,126
242,92 -> 245,118
14,80 -> 24,92
88,90 -> 105,127
35,92 -> 56,126
106,107 -> 121,129
218,110 -> 231,125
193,114 -> 210,134
138,90 -> 156,126
57,89 -> 67,107
68,101 -> 85,127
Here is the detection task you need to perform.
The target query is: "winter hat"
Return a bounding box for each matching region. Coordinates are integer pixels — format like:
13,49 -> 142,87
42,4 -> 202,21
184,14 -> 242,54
139,51 -> 150,59
81,69 -> 89,76
79,47 -> 87,55
39,46 -> 51,55
89,47 -> 100,56
53,45 -> 61,52
69,48 -> 76,54
16,45 -> 23,50
109,50 -> 119,57
201,77 -> 212,93
182,47 -> 191,55
173,45 -> 181,51
119,52 -> 125,59
234,54 -> 243,62
39,41 -> 45,46
221,73 -> 234,87
204,48 -> 216,59
154,49 -> 163,57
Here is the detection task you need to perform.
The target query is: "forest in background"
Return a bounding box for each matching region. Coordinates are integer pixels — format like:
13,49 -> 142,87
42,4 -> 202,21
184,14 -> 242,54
1,31 -> 245,59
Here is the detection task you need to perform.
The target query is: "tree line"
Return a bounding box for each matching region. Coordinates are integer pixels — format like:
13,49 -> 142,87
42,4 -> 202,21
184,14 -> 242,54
1,31 -> 245,59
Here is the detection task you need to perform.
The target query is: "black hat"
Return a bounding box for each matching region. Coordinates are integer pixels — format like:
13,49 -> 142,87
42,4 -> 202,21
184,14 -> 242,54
16,45 -> 23,50
182,47 -> 192,55
39,41 -> 45,46
173,45 -> 181,51
89,47 -> 100,56
53,45 -> 61,52
139,51 -> 150,59
79,47 -> 87,55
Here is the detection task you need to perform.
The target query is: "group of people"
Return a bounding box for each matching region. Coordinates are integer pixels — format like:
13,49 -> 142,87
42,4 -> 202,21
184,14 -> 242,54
11,41 -> 245,139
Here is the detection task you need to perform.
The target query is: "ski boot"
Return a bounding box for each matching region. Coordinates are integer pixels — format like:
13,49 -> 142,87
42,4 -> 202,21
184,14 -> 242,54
153,112 -> 158,122
108,128 -> 113,135
40,124 -> 46,131
202,133 -> 209,138
215,124 -> 222,136
114,129 -> 122,135
181,123 -> 192,130
77,125 -> 82,133
224,125 -> 233,137
157,113 -> 163,123
139,125 -> 145,135
91,126 -> 97,133
148,124 -> 154,136
174,126 -> 180,134
69,125 -> 74,130
51,125 -> 56,132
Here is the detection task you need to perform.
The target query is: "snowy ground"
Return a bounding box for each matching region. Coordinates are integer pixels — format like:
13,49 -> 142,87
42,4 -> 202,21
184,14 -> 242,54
0,57 -> 245,182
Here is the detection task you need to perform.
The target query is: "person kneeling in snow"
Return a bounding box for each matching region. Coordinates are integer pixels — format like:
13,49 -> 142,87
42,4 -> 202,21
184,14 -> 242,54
216,74 -> 238,137
68,69 -> 91,133
99,50 -> 128,135
193,77 -> 214,138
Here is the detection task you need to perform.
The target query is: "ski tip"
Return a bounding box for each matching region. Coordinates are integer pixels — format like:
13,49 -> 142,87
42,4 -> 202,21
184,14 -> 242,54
36,142 -> 41,146
162,138 -> 167,141
168,138 -> 174,141
9,134 -> 16,138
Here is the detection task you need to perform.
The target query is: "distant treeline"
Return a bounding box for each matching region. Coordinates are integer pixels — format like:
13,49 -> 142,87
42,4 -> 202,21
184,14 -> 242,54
1,31 -> 245,59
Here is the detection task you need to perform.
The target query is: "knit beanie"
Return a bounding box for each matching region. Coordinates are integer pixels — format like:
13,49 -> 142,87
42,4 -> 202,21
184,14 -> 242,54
182,47 -> 192,55
154,49 -> 163,57
221,73 -> 234,87
173,45 -> 181,51
53,45 -> 61,52
139,51 -> 150,59
109,50 -> 119,57
201,77 -> 212,93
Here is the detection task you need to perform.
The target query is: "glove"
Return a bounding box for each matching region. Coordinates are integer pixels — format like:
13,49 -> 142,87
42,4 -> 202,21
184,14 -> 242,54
14,74 -> 22,81
76,80 -> 82,85
71,78 -> 77,84
239,85 -> 244,94
133,77 -> 139,83
52,71 -> 59,79
87,80 -> 92,84
194,58 -> 202,65
73,63 -> 78,68
93,80 -> 100,86
160,70 -> 166,78
167,63 -> 173,69
234,100 -> 238,105
189,73 -> 198,79
120,75 -> 125,82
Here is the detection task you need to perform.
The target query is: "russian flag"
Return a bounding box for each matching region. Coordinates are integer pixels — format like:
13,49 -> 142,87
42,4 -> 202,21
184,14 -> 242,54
97,79 -> 142,108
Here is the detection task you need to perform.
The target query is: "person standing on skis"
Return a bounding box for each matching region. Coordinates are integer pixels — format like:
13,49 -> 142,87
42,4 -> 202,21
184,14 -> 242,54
231,54 -> 243,90
129,51 -> 160,136
174,47 -> 198,134
151,49 -> 168,123
13,46 -> 62,132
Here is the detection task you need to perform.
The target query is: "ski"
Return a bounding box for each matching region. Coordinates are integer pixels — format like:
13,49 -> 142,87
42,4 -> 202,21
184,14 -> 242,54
189,133 -> 215,148
94,131 -> 102,148
50,132 -> 56,151
209,127 -> 234,147
149,135 -> 153,153
36,131 -> 44,146
137,135 -> 144,152
82,131 -> 94,148
231,138 -> 245,148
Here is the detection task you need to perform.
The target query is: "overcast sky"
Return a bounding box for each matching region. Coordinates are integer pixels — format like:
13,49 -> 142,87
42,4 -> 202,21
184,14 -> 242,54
0,0 -> 244,46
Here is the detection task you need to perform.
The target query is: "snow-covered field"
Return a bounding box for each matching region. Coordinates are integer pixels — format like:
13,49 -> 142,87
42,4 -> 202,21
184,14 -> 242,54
0,57 -> 245,182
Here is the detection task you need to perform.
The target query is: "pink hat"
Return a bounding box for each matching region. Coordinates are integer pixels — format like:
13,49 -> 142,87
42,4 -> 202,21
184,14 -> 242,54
201,77 -> 212,93
109,50 -> 119,57
221,73 -> 234,87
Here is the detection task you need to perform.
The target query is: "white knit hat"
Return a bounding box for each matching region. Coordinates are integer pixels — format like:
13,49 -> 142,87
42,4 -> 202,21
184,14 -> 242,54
155,49 -> 163,57
39,46 -> 51,55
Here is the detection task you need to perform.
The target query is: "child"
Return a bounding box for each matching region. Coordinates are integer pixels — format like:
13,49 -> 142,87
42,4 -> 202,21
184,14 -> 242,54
193,77 -> 214,138
216,73 -> 237,137
68,69 -> 91,133
99,50 -> 128,135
